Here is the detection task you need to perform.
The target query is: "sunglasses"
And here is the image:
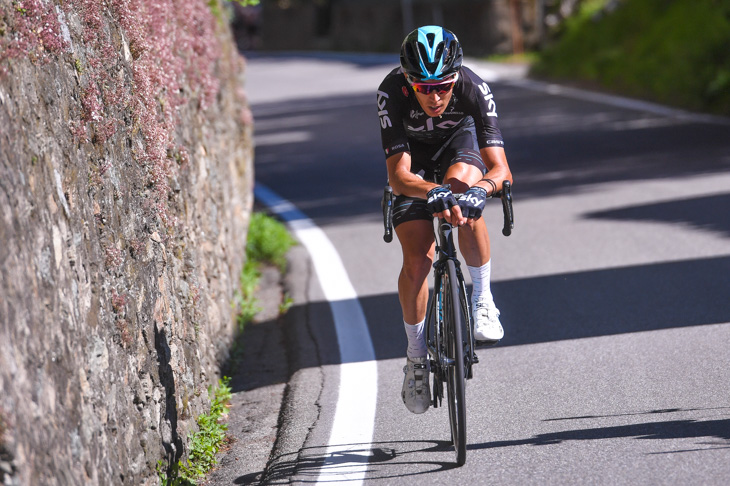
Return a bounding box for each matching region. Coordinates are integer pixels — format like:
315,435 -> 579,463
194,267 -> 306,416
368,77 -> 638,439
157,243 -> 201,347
408,74 -> 458,95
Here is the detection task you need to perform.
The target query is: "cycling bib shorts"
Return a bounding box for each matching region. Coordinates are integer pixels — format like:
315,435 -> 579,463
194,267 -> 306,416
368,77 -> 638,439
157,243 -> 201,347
392,121 -> 487,228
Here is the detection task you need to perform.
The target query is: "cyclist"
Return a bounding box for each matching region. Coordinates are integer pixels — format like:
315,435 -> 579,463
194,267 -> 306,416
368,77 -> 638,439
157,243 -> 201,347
377,26 -> 513,414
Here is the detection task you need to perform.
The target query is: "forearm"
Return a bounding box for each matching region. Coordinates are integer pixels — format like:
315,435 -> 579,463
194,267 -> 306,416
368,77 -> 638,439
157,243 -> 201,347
474,147 -> 513,195
390,170 -> 438,199
387,152 -> 439,199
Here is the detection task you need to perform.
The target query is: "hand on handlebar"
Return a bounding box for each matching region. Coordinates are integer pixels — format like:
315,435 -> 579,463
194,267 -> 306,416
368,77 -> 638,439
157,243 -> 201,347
434,204 -> 466,226
426,185 -> 466,226
456,186 -> 488,221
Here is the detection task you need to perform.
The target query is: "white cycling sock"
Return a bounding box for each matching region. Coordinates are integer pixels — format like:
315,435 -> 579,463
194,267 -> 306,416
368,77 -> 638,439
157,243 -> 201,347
468,260 -> 493,305
404,319 -> 427,359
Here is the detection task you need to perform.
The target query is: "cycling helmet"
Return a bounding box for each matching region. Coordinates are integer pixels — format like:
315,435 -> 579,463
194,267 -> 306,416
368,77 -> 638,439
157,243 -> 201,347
400,25 -> 463,81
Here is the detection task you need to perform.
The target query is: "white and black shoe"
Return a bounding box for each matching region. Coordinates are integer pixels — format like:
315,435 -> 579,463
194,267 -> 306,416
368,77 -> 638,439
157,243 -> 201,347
473,300 -> 504,344
401,356 -> 430,414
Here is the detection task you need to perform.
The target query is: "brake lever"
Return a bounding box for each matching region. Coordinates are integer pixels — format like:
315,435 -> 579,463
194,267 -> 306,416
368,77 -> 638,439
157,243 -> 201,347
499,180 -> 514,237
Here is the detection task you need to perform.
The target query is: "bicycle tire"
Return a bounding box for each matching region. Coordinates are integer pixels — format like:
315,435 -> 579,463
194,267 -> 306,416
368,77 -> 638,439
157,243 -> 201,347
443,259 -> 467,465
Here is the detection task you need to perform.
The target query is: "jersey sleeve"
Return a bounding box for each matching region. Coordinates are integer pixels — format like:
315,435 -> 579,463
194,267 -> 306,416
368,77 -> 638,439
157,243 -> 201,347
460,66 -> 504,149
377,72 -> 410,158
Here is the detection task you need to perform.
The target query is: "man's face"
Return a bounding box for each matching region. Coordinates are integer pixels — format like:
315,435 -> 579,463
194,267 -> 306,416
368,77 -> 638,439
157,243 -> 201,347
407,74 -> 457,117
415,89 -> 453,117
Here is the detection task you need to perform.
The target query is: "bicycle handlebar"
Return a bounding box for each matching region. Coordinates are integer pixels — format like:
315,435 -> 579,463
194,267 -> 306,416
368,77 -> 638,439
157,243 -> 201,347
382,180 -> 514,242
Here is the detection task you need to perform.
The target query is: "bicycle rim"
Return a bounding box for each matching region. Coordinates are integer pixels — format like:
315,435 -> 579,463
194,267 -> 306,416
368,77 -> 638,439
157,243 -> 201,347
444,259 -> 467,465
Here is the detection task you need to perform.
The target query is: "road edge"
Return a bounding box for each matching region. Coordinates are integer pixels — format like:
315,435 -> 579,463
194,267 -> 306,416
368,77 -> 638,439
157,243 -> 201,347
259,243 -> 324,484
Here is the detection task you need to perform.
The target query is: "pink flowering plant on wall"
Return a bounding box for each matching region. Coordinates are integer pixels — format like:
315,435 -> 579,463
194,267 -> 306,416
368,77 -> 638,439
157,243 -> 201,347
1,0 -> 228,226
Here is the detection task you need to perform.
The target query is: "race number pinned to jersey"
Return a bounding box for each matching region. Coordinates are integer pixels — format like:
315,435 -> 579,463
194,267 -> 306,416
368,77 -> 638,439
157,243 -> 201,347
478,82 -> 498,117
377,91 -> 392,128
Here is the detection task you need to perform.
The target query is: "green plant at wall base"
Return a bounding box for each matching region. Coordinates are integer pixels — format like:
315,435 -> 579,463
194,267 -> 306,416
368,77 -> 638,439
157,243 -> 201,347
235,259 -> 262,329
234,212 -> 296,330
158,378 -> 233,485
246,212 -> 296,273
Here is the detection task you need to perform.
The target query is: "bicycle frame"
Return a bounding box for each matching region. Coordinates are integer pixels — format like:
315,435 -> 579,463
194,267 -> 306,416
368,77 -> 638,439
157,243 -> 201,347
426,219 -> 477,388
381,179 -> 513,465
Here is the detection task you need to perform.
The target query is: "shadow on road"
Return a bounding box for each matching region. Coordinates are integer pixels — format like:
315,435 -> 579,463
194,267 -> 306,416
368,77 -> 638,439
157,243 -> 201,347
221,253 -> 730,387
358,254 -> 730,363
232,413 -> 730,484
236,439 -> 459,485
586,193 -> 730,238
252,88 -> 730,228
471,416 -> 730,453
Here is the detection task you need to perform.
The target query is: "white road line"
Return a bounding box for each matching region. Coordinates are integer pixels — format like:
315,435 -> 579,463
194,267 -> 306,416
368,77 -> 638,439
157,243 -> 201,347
254,184 -> 377,484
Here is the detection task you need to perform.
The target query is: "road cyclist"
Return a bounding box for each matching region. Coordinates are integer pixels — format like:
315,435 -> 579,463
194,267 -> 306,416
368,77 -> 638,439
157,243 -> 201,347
376,25 -> 514,416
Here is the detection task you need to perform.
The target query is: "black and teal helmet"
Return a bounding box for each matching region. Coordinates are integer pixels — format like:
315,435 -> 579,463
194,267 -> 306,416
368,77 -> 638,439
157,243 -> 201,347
400,25 -> 463,81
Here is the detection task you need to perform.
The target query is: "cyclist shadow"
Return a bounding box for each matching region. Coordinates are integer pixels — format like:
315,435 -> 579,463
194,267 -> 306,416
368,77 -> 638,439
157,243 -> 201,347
234,439 -> 461,485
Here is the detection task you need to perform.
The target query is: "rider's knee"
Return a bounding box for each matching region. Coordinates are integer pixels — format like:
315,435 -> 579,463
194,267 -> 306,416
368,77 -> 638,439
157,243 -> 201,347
401,258 -> 432,283
458,217 -> 483,233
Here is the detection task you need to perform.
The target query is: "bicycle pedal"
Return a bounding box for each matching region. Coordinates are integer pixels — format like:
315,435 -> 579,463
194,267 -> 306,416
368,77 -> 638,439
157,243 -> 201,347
472,353 -> 479,364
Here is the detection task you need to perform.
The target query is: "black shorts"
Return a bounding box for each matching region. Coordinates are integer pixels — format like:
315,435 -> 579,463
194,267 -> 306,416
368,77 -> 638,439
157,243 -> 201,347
392,122 -> 487,228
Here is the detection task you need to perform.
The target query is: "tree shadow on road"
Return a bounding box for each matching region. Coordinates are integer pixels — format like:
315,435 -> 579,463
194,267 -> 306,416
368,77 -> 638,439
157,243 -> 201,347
586,193 -> 730,238
251,88 -> 730,228
471,415 -> 730,453
361,254 -> 730,362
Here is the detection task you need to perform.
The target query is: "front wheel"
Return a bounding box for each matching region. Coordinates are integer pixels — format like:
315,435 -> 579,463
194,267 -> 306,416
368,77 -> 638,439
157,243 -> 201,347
443,259 -> 467,465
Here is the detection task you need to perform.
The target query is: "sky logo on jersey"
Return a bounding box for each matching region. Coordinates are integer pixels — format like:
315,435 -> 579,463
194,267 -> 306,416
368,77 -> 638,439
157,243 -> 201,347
377,91 -> 392,128
407,118 -> 463,132
479,82 -> 498,117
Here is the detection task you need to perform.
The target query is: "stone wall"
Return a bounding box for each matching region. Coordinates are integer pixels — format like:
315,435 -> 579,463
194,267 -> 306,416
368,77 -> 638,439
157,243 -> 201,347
0,0 -> 253,484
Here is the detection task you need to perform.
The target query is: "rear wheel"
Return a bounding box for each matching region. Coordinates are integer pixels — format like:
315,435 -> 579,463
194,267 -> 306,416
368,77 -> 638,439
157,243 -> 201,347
443,259 -> 467,465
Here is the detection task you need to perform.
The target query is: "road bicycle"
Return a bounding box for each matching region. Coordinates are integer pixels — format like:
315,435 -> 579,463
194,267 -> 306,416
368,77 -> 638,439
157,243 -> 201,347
382,180 -> 514,465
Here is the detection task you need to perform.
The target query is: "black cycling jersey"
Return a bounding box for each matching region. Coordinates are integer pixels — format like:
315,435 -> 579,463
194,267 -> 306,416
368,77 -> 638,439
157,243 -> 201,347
376,65 -> 504,158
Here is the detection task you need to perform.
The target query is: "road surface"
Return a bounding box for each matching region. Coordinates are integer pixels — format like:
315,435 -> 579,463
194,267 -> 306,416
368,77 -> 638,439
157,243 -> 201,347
244,52 -> 730,485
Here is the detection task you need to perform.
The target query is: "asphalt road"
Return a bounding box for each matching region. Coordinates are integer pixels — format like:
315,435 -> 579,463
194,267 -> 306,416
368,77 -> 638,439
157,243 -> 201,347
245,52 -> 730,485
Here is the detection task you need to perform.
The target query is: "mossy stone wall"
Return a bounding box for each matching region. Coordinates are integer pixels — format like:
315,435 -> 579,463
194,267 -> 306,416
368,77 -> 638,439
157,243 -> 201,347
0,0 -> 253,483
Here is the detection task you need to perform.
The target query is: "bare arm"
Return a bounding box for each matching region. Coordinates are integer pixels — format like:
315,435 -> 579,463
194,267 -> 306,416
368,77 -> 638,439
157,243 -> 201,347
386,151 -> 439,198
474,147 -> 513,196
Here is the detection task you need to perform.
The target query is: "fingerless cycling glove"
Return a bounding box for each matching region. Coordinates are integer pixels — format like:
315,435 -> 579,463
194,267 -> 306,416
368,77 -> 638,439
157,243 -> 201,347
458,186 -> 488,219
426,185 -> 458,214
